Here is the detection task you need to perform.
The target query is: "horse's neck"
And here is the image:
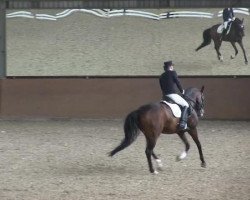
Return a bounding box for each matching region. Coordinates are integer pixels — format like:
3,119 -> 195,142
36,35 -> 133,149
232,19 -> 241,30
229,21 -> 239,37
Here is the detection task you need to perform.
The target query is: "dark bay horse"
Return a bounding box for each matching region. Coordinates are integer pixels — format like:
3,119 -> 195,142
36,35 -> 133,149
109,86 -> 206,174
196,18 -> 248,64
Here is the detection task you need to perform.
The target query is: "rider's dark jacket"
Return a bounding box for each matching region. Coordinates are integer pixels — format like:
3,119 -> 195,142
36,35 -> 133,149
159,70 -> 183,95
223,7 -> 234,21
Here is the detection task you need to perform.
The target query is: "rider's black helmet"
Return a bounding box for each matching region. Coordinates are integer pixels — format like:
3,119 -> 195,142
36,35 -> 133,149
164,60 -> 173,71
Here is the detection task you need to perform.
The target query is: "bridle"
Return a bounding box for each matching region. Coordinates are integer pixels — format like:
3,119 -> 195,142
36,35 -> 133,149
183,93 -> 204,115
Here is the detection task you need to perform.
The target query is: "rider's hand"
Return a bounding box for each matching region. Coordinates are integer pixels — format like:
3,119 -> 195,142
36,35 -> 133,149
182,90 -> 185,95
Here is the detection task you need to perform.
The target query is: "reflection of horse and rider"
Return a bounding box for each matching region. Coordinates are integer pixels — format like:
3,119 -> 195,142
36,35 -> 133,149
196,7 -> 248,64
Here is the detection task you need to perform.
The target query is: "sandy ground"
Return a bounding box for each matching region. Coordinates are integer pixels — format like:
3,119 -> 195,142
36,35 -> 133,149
6,9 -> 250,76
0,119 -> 249,200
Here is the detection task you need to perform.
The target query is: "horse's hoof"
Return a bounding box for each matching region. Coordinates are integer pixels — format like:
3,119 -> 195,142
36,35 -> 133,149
176,156 -> 181,162
230,55 -> 235,59
201,162 -> 206,168
176,151 -> 187,162
245,61 -> 248,65
153,170 -> 159,175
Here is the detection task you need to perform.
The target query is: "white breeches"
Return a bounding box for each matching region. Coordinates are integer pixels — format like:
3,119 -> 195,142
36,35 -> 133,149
223,21 -> 229,29
166,94 -> 189,107
223,19 -> 232,29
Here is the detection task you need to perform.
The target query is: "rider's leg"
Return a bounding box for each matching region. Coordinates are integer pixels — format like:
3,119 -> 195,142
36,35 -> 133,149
222,20 -> 232,36
222,21 -> 229,37
179,106 -> 189,131
223,21 -> 228,30
166,94 -> 189,107
166,94 -> 189,131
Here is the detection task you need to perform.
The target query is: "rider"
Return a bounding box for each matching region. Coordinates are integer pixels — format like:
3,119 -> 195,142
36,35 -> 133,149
159,61 -> 189,131
222,7 -> 235,36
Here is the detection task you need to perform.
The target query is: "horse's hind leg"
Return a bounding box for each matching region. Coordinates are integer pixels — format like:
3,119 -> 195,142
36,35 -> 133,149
176,132 -> 190,161
152,151 -> 163,170
188,128 -> 206,168
230,42 -> 238,59
145,138 -> 158,174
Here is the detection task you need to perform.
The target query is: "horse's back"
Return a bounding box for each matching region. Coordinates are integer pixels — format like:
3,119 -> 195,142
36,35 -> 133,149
137,102 -> 178,134
138,102 -> 165,120
211,24 -> 221,33
138,102 -> 173,118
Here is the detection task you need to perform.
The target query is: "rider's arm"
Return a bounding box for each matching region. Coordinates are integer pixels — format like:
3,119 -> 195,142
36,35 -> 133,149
231,7 -> 235,17
173,71 -> 184,94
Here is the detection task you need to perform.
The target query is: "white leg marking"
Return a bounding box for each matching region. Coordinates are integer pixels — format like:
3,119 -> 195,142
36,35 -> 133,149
156,159 -> 163,168
179,151 -> 187,160
153,170 -> 159,175
219,55 -> 224,61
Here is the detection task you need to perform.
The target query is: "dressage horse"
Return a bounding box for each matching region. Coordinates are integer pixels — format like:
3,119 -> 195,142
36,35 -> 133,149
109,86 -> 206,174
196,18 -> 248,64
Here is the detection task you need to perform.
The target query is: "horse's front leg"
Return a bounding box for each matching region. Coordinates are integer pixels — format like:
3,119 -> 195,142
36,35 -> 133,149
214,40 -> 223,61
188,128 -> 206,168
176,132 -> 190,161
238,40 -> 248,64
230,42 -> 238,59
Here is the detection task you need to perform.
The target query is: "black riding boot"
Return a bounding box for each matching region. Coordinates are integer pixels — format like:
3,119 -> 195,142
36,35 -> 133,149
179,106 -> 189,131
223,22 -> 230,37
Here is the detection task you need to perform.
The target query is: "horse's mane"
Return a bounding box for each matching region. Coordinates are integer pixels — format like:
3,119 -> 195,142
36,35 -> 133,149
185,87 -> 200,96
234,17 -> 242,23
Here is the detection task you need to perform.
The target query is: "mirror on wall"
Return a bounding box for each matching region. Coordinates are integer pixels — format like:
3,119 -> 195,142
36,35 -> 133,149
6,8 -> 250,76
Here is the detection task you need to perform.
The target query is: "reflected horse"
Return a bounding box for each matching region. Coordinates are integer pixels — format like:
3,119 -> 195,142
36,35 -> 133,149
196,18 -> 248,64
109,86 -> 206,174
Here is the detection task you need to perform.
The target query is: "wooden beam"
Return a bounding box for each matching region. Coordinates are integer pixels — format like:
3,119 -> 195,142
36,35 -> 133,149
0,1 -> 6,78
4,0 -> 250,9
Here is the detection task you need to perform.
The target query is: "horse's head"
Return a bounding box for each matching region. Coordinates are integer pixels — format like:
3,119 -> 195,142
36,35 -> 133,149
185,86 -> 205,117
234,18 -> 245,37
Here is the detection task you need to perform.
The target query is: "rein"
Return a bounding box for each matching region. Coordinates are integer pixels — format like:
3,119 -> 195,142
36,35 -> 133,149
182,94 -> 202,114
182,94 -> 196,109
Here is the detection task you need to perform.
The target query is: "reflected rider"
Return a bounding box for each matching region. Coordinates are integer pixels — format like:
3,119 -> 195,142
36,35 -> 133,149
222,7 -> 235,36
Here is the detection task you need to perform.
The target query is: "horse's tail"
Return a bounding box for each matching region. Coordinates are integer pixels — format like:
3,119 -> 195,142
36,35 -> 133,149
109,110 -> 140,157
195,28 -> 212,51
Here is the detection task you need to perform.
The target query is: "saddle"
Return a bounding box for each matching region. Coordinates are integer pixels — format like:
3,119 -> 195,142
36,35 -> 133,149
217,21 -> 232,35
161,100 -> 181,118
160,96 -> 191,118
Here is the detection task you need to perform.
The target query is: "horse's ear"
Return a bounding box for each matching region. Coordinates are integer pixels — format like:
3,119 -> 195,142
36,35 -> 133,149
201,86 -> 205,93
